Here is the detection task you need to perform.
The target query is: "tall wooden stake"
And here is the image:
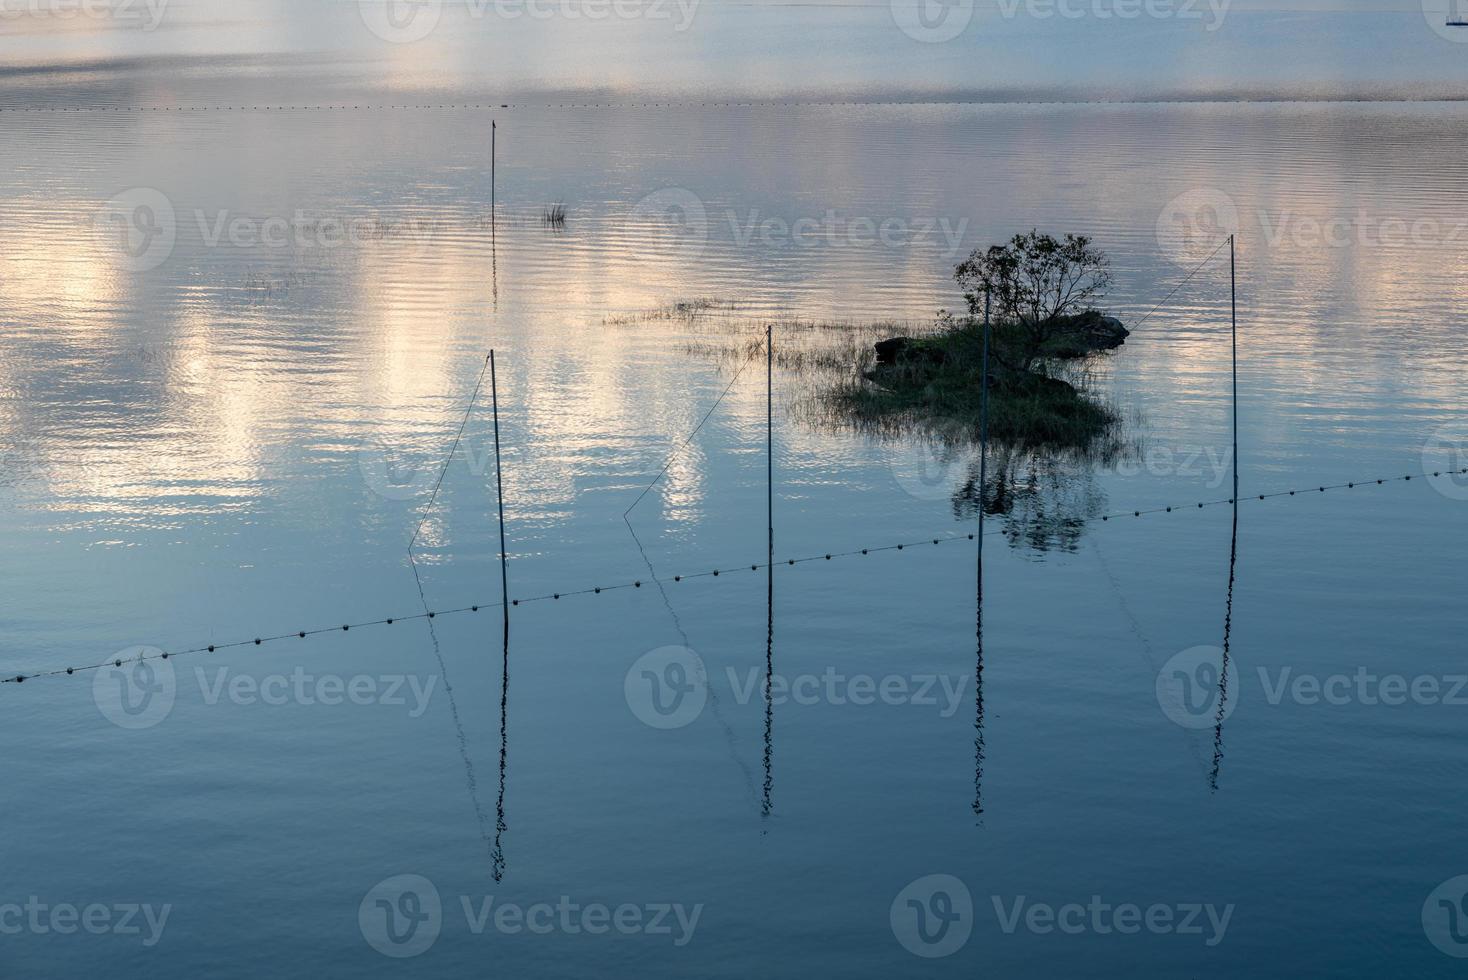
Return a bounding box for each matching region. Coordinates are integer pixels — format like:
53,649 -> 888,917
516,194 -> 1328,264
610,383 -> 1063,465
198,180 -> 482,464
979,287 -> 990,540
1230,234 -> 1237,501
490,350 -> 509,641
762,324 -> 774,817
489,350 -> 512,879
974,288 -> 990,817
491,119 -> 498,307
977,286 -> 990,594
1213,240 -> 1239,792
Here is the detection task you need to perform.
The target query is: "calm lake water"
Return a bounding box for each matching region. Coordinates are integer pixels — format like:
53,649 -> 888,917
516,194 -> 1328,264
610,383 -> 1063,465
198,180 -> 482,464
4,5 -> 1468,978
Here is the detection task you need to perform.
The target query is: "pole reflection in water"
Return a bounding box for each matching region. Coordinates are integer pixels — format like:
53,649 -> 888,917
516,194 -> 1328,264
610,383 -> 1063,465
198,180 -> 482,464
1209,495 -> 1238,792
1211,234 -> 1239,794
974,291 -> 990,819
491,350 -> 511,881
408,357 -> 498,877
492,634 -> 510,880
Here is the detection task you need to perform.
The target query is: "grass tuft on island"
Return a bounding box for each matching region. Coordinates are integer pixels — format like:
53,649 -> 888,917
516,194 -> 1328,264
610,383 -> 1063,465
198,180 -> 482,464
832,310 -> 1127,450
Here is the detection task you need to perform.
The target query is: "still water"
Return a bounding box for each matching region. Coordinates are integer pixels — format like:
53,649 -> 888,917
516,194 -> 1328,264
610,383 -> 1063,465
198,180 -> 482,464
4,7 -> 1468,978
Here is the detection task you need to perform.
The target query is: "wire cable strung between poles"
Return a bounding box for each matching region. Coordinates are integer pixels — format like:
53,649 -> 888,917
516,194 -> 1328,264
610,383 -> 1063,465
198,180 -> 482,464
622,354 -> 759,519
1128,236 -> 1231,334
618,339 -> 767,808
2,98 -> 1365,114
3,466 -> 1456,686
405,353 -> 499,875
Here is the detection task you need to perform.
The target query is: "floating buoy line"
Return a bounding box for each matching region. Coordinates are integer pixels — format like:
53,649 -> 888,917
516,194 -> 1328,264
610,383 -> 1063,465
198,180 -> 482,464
3,467 -> 1456,686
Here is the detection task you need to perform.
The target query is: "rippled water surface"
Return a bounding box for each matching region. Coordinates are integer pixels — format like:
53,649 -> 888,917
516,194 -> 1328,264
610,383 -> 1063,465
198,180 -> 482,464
4,8 -> 1468,977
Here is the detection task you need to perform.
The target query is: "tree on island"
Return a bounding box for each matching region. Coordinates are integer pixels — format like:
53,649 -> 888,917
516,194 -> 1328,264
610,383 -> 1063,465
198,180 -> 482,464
953,231 -> 1113,373
854,229 -> 1125,450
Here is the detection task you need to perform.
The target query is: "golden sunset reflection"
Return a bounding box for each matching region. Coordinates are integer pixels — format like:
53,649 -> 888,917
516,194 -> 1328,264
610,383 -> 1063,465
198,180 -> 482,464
1,102 -> 1466,543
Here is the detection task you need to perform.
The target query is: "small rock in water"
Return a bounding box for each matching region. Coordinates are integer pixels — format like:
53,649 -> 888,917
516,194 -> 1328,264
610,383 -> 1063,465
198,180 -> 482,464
1086,314 -> 1129,350
1060,311 -> 1129,352
874,337 -> 913,365
873,336 -> 948,366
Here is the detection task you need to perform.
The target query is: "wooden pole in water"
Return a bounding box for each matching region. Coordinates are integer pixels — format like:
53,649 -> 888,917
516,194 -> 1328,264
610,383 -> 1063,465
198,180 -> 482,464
1229,234 -> 1238,501
979,288 -> 989,541
490,119 -> 498,308
977,287 -> 990,584
763,323 -> 774,816
489,349 -> 511,879
1213,242 -> 1240,793
977,287 -> 990,600
974,288 -> 990,817
490,351 -> 509,642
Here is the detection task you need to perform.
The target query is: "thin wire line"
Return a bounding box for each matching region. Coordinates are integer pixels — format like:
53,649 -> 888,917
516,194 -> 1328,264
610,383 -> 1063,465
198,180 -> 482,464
622,353 -> 757,519
409,356 -> 492,555
7,97 -> 1467,114
1130,236 -> 1231,333
406,354 -> 497,875
4,466 -> 1454,686
621,345 -> 765,808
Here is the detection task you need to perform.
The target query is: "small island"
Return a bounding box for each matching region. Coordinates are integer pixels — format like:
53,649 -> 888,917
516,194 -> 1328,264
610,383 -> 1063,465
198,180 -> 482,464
839,231 -> 1127,449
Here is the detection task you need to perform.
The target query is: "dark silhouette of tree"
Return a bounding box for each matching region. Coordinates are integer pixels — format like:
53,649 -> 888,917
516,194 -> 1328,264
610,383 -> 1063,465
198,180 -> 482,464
954,231 -> 1112,372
